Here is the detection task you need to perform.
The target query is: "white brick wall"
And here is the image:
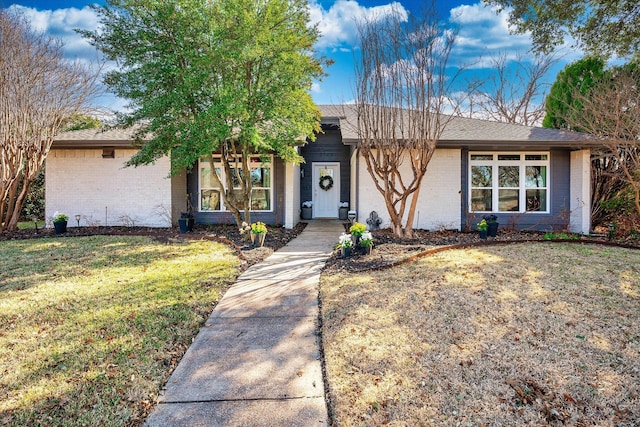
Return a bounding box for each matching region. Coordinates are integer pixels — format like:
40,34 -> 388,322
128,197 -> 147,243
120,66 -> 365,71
45,149 -> 175,227
356,148 -> 462,230
569,149 -> 591,234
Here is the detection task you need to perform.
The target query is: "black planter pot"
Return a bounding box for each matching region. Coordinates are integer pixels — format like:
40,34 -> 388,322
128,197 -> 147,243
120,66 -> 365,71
53,221 -> 67,234
178,217 -> 194,233
301,207 -> 312,220
478,229 -> 488,239
487,222 -> 498,237
342,247 -> 351,258
338,207 -> 349,220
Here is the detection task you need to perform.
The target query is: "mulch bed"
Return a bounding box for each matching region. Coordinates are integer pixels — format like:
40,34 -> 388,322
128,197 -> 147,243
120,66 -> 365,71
323,227 -> 640,273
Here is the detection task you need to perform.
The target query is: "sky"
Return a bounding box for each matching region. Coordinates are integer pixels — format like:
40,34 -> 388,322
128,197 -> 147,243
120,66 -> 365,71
1,0 -> 583,118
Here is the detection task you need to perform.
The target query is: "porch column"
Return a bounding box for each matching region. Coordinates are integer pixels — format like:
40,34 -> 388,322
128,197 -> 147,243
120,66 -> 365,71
569,149 -> 591,234
284,162 -> 300,229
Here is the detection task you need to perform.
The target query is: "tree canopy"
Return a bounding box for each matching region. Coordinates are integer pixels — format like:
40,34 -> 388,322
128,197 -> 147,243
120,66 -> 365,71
542,57 -> 606,130
484,0 -> 640,58
82,0 -> 327,226
543,58 -> 640,224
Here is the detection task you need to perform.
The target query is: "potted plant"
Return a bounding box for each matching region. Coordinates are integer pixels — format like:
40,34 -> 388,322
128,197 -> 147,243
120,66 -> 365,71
359,230 -> 373,255
337,232 -> 353,258
484,214 -> 498,237
349,221 -> 367,245
178,195 -> 195,232
52,212 -> 68,234
301,201 -> 312,220
250,221 -> 268,247
477,219 -> 488,239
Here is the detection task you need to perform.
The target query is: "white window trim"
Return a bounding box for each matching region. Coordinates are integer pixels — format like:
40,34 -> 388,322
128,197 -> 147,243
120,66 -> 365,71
469,152 -> 550,214
198,155 -> 274,213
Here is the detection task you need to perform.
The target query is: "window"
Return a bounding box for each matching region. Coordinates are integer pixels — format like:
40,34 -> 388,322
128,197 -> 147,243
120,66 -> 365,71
199,156 -> 273,212
470,153 -> 549,213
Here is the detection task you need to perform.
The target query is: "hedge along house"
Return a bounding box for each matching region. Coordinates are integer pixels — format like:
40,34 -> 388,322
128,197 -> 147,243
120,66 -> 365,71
47,104 -> 594,233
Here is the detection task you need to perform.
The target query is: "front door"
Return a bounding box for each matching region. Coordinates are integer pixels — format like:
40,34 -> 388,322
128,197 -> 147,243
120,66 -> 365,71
312,162 -> 340,218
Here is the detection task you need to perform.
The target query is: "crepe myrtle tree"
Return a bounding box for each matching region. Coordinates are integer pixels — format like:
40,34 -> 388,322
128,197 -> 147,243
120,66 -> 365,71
354,2 -> 459,238
82,0 -> 328,227
0,9 -> 101,232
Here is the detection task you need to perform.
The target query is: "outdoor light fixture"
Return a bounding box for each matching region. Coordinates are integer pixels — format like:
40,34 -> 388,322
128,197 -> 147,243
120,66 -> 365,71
347,210 -> 357,224
32,216 -> 38,233
75,214 -> 81,227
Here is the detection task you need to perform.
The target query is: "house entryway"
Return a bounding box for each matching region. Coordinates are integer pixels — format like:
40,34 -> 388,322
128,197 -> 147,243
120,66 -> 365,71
312,162 -> 340,218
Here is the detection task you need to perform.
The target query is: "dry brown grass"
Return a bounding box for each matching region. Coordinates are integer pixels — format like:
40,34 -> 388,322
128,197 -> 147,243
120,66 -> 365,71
320,243 -> 640,426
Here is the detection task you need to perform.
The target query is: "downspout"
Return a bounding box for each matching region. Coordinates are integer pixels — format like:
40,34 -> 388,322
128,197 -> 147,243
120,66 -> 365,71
355,146 -> 359,223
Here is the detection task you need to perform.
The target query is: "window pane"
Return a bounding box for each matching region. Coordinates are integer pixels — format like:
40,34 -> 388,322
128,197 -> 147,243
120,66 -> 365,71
498,154 -> 520,161
526,189 -> 547,211
525,154 -> 548,161
229,189 -> 244,206
526,166 -> 547,188
499,166 -> 519,187
200,166 -> 221,189
499,189 -> 519,211
251,189 -> 271,210
471,166 -> 492,187
231,168 -> 243,188
201,190 -> 220,211
319,168 -> 333,177
251,167 -> 271,187
471,154 -> 493,160
471,189 -> 492,211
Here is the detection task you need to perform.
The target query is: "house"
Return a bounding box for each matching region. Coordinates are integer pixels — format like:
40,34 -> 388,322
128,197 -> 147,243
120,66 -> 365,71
47,104 -> 594,233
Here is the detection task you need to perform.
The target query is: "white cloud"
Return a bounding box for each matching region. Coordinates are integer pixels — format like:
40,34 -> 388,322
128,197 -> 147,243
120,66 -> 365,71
309,0 -> 407,49
448,3 -> 535,67
9,5 -> 101,60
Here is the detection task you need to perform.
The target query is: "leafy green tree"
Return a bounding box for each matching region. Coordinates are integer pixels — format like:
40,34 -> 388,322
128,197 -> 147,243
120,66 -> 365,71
484,0 -> 640,58
82,0 -> 327,227
542,57 -> 606,130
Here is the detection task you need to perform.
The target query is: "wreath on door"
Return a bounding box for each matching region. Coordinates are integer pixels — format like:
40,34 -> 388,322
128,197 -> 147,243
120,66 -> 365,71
319,175 -> 334,191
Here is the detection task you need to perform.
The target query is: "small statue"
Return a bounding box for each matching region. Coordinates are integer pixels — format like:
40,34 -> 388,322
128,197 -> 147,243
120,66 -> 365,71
366,211 -> 382,230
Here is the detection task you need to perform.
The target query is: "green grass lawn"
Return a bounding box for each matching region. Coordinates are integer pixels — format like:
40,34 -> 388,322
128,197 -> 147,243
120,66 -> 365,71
17,220 -> 45,230
0,236 -> 239,426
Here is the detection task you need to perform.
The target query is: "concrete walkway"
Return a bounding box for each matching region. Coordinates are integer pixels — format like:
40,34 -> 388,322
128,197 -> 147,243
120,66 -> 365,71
144,220 -> 344,427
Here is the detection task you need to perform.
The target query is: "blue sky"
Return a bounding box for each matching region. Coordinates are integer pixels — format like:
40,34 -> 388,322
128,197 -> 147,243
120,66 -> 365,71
2,0 -> 582,117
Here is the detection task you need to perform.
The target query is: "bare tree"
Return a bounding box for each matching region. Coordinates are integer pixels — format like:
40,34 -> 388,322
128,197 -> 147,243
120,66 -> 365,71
463,52 -> 557,126
354,3 -> 458,238
0,9 -> 100,231
566,65 -> 640,216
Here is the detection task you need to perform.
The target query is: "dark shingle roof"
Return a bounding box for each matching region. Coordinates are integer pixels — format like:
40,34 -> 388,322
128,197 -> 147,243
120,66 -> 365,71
52,105 -> 596,150
318,104 -> 596,149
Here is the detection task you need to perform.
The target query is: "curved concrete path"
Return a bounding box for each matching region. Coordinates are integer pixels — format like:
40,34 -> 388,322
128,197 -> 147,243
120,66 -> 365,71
144,220 -> 343,427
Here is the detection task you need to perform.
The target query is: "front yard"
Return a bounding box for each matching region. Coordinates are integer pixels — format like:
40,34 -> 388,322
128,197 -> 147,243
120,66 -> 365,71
0,236 -> 239,426
321,243 -> 640,425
